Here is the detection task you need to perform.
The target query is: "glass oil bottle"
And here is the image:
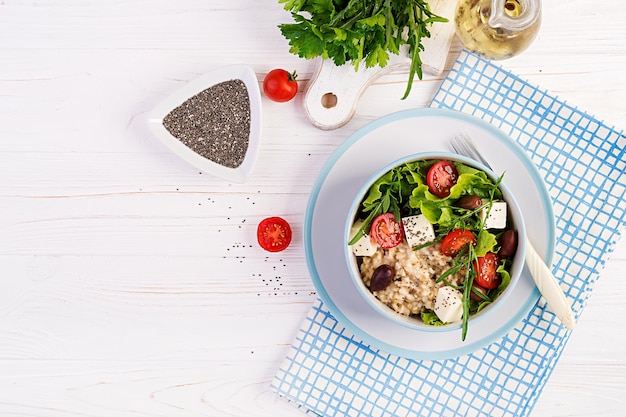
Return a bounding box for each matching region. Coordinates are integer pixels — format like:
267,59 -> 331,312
455,0 -> 541,60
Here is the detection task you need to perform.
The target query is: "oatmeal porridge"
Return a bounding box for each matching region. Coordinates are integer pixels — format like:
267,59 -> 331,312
360,241 -> 464,316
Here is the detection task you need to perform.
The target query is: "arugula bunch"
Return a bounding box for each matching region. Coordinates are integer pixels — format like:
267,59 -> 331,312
348,163 -> 416,245
277,0 -> 448,99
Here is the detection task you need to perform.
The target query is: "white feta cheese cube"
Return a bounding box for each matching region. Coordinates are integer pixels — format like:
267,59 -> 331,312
481,201 -> 508,229
349,220 -> 378,256
401,214 -> 435,248
434,286 -> 464,323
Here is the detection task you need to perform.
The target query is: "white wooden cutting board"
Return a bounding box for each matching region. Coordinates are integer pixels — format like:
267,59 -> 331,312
303,0 -> 458,130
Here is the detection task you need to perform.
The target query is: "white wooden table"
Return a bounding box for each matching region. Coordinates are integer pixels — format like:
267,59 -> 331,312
1,1 -> 624,416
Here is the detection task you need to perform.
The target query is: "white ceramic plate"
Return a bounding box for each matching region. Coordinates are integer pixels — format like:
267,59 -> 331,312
147,65 -> 262,183
304,108 -> 556,360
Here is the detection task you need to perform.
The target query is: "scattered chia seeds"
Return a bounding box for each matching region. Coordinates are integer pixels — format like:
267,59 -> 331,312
163,79 -> 251,169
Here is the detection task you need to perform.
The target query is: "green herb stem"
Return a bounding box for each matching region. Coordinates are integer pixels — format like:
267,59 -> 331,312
461,245 -> 477,341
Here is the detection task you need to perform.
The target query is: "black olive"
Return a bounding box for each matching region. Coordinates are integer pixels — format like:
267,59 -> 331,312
370,264 -> 394,292
499,229 -> 518,258
456,195 -> 482,210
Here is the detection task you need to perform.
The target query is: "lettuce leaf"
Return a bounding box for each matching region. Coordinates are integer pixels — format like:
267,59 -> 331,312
421,311 -> 446,326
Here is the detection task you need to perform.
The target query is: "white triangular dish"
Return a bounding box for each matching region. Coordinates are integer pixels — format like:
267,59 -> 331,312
147,65 -> 262,183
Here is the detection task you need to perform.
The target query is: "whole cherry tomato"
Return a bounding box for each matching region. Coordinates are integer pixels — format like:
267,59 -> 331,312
263,69 -> 298,102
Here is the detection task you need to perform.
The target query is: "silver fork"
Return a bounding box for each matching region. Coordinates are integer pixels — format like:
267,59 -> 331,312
451,133 -> 576,330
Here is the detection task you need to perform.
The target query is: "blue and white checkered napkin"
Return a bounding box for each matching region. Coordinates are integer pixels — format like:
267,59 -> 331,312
271,50 -> 625,417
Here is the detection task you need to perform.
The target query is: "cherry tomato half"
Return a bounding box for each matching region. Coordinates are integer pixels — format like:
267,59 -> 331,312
257,216 -> 292,252
441,229 -> 476,257
263,69 -> 298,102
426,160 -> 458,198
370,212 -> 404,249
473,252 -> 501,289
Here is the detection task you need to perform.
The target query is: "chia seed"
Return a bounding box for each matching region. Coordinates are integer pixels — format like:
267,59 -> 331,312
163,79 -> 251,168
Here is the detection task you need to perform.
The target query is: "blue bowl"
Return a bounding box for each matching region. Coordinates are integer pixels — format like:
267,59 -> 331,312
344,152 -> 527,332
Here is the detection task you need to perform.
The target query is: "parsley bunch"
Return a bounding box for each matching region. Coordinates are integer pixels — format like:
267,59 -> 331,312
277,0 -> 448,99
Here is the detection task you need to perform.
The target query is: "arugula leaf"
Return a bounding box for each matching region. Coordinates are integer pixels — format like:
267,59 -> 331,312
278,0 -> 448,98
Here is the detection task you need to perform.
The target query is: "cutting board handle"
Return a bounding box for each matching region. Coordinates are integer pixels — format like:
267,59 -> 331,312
303,58 -> 407,131
301,0 -> 458,130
